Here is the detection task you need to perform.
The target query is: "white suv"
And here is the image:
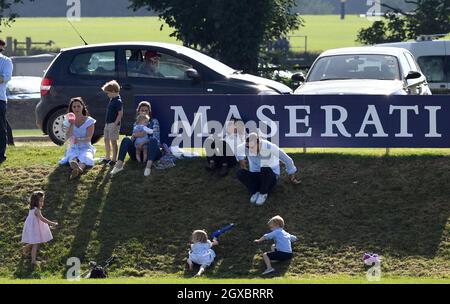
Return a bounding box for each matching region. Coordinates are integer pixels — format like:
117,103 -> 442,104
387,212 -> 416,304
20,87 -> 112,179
378,38 -> 450,94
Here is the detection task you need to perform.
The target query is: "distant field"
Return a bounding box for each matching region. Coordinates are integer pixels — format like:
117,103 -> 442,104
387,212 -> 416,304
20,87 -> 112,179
0,15 -> 375,52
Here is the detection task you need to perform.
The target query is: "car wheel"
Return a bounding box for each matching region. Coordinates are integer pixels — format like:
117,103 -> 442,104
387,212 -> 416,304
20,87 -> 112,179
47,108 -> 68,146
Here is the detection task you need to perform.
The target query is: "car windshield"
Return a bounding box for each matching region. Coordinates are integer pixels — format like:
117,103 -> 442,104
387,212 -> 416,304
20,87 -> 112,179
177,46 -> 236,75
7,76 -> 41,95
307,54 -> 400,82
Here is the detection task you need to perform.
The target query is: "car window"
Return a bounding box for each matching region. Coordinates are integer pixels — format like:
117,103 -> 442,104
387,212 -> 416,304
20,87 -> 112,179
417,56 -> 446,83
69,51 -> 116,76
405,52 -> 421,72
307,54 -> 400,81
7,77 -> 41,95
446,56 -> 450,83
125,49 -> 193,79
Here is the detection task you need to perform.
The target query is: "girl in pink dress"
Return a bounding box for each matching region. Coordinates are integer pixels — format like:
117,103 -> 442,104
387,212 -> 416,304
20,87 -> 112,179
21,191 -> 58,266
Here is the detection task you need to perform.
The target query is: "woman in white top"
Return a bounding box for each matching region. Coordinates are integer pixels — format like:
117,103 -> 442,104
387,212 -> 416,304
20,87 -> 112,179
59,97 -> 96,180
236,132 -> 300,205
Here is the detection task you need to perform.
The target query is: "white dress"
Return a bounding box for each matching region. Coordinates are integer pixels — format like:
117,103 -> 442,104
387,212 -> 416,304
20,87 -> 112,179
21,208 -> 53,244
188,240 -> 216,266
59,116 -> 96,166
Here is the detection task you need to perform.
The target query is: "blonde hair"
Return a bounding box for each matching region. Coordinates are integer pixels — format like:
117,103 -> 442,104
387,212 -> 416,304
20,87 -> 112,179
268,215 -> 285,228
191,230 -> 208,243
102,80 -> 120,93
136,114 -> 150,124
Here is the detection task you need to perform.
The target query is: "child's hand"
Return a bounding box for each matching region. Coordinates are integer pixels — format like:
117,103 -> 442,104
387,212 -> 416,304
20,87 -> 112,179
254,239 -> 261,244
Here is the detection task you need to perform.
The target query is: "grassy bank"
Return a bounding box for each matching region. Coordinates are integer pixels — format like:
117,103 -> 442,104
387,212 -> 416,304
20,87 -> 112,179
0,143 -> 449,281
1,275 -> 448,284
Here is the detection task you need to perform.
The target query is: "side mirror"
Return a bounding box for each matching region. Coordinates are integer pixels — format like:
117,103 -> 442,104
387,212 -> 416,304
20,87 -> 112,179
291,72 -> 305,82
186,68 -> 200,81
405,71 -> 422,80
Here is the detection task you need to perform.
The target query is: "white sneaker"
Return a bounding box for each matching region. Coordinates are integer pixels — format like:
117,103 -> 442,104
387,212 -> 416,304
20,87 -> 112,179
250,192 -> 260,204
110,166 -> 124,176
256,193 -> 268,205
144,168 -> 151,177
262,267 -> 275,275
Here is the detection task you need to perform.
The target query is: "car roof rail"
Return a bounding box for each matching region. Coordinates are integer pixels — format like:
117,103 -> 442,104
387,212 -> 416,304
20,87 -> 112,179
415,33 -> 448,41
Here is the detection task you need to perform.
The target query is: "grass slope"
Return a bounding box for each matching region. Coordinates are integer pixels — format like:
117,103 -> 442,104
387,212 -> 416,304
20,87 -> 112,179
0,144 -> 449,281
1,16 -> 374,52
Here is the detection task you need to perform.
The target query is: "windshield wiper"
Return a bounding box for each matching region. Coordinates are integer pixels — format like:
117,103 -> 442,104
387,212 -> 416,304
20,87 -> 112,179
319,77 -> 351,81
232,70 -> 243,74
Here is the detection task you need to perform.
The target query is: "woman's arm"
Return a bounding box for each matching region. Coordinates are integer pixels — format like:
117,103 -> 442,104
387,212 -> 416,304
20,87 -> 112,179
273,144 -> 301,184
34,209 -> 57,226
77,124 -> 95,144
66,122 -> 74,138
151,119 -> 161,143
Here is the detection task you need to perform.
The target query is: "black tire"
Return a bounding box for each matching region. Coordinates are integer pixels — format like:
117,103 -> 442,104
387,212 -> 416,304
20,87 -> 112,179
47,108 -> 103,146
46,108 -> 67,146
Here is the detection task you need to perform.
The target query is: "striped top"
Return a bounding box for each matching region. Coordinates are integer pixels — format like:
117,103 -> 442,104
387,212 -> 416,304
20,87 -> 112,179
0,54 -> 13,103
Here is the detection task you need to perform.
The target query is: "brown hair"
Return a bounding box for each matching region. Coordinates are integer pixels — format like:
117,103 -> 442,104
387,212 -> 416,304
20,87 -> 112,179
136,101 -> 152,119
102,80 -> 121,93
30,191 -> 45,210
68,97 -> 89,116
191,230 -> 208,243
245,132 -> 260,153
268,215 -> 285,228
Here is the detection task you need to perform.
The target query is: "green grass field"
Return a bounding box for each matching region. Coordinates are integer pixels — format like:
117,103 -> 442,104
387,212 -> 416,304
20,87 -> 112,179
0,15 -> 375,52
0,143 -> 449,283
0,275 -> 447,284
12,129 -> 45,137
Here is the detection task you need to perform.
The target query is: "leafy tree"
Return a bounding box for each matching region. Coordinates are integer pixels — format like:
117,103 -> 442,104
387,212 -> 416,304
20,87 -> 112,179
0,0 -> 33,31
357,0 -> 450,45
129,0 -> 302,73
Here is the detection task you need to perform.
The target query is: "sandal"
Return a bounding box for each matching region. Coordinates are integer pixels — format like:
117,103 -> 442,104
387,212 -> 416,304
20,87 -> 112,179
69,160 -> 83,179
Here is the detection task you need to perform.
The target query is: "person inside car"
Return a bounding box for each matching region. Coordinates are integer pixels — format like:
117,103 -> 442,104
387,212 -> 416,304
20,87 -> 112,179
138,51 -> 164,78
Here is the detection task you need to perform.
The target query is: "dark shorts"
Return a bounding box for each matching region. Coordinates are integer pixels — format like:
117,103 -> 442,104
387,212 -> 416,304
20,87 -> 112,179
266,250 -> 293,261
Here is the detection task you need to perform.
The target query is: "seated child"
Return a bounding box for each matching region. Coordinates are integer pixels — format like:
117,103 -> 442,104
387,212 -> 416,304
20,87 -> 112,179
133,114 -> 153,163
254,215 -> 298,275
187,230 -> 219,276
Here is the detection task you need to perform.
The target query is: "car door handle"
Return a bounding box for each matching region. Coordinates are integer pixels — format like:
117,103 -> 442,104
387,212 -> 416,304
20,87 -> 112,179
122,84 -> 133,90
440,84 -> 446,88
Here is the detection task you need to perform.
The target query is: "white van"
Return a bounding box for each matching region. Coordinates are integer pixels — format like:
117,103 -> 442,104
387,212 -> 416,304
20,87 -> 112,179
378,38 -> 450,94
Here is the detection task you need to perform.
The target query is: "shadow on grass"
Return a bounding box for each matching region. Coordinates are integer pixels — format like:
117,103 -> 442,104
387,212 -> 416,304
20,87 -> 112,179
7,153 -> 449,278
